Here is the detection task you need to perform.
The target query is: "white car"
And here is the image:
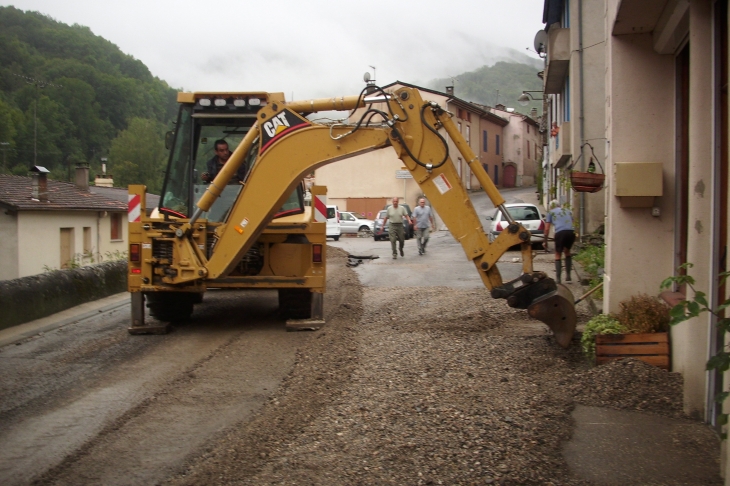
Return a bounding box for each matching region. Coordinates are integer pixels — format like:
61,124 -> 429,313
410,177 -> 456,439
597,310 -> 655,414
485,203 -> 545,246
339,211 -> 375,235
326,205 -> 341,241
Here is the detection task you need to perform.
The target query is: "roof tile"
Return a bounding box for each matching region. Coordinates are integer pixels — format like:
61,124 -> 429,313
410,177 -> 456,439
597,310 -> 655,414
0,175 -> 127,212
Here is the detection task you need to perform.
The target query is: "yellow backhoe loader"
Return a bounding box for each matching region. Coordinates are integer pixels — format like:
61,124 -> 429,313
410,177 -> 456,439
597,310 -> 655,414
127,85 -> 577,347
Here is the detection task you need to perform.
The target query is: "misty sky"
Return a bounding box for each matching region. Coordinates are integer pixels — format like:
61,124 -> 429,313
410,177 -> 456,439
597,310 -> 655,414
4,0 -> 546,100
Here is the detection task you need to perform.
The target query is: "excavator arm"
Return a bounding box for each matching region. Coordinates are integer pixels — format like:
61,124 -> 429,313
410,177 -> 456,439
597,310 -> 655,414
168,86 -> 577,347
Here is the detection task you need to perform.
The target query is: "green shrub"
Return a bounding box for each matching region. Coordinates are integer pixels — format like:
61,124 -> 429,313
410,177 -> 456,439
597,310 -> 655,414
616,293 -> 670,334
581,314 -> 626,362
574,244 -> 605,299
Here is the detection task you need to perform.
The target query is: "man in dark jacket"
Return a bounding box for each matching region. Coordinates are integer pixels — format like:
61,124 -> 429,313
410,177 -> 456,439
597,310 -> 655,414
201,139 -> 247,183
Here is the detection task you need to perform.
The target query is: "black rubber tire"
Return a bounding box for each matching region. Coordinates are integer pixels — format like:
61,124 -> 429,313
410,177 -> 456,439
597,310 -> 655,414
278,289 -> 312,319
333,235 -> 340,241
145,292 -> 195,322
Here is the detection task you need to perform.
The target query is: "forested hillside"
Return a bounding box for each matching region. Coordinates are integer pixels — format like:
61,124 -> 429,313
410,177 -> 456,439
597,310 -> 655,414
0,6 -> 544,194
429,61 -> 544,112
0,6 -> 178,192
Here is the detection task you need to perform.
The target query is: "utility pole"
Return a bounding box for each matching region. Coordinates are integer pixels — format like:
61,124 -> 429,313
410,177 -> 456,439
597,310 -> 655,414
0,142 -> 8,171
10,73 -> 62,167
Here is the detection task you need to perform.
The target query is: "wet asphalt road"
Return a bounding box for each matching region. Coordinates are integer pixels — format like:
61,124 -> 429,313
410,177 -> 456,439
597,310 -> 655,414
329,186 -> 542,288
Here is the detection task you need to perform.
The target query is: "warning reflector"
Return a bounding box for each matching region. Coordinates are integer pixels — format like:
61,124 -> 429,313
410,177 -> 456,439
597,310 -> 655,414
128,194 -> 141,222
314,195 -> 327,222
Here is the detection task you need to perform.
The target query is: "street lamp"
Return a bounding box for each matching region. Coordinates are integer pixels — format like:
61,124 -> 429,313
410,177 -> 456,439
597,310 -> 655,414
517,90 -> 544,106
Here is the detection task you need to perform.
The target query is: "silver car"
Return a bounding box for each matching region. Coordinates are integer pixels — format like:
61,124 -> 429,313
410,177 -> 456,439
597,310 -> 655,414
339,211 -> 374,235
486,203 -> 545,245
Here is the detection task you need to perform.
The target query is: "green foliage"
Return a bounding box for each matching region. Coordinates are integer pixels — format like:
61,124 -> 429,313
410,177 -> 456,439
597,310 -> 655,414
581,314 -> 626,361
574,244 -> 605,299
109,117 -> 167,193
0,5 -> 178,191
661,262 -> 730,437
428,61 -> 544,113
616,294 -> 670,334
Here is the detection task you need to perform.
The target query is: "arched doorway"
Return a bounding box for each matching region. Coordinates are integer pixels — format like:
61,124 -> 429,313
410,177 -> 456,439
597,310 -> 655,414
503,164 -> 517,188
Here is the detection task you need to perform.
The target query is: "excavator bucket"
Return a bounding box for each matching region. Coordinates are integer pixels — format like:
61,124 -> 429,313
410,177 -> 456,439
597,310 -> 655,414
527,283 -> 577,348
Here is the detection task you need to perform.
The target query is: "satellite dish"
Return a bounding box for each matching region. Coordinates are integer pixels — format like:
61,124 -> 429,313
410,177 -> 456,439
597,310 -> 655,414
363,72 -> 371,83
534,30 -> 548,55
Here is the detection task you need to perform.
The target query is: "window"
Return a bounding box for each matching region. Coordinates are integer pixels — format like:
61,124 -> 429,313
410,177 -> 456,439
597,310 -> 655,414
466,126 -> 470,144
458,122 -> 462,133
527,142 -> 530,159
527,125 -> 530,134
83,227 -> 92,254
494,165 -> 499,185
111,213 -> 123,240
483,130 -> 488,152
496,135 -> 501,155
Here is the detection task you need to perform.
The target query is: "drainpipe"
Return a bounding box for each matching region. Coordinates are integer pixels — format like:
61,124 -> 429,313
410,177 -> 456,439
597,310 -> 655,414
578,0 -> 586,238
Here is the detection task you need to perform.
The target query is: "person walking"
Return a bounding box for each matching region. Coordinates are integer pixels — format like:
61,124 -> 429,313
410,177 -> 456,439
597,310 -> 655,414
380,197 -> 411,259
543,199 -> 576,283
412,197 -> 435,255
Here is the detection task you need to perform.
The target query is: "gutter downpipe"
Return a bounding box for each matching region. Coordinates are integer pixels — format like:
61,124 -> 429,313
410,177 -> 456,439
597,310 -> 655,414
578,0 -> 586,239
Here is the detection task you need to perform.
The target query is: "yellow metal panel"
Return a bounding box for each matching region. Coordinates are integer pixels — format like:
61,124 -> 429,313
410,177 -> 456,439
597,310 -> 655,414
177,92 -> 195,103
269,244 -> 308,276
614,162 -> 663,196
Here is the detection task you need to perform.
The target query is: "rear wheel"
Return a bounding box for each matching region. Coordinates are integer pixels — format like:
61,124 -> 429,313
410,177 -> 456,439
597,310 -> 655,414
279,289 -> 312,319
146,292 -> 195,322
333,235 -> 340,241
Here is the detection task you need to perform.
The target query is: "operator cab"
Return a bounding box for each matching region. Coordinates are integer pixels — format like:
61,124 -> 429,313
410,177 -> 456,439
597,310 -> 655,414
159,92 -> 304,222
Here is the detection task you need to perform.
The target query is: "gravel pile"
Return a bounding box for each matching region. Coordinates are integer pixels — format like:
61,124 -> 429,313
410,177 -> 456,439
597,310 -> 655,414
169,251 -> 713,485
567,358 -> 685,418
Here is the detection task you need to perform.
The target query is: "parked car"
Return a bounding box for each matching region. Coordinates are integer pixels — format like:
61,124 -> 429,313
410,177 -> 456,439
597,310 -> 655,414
339,211 -> 374,235
485,203 -> 545,246
326,205 -> 341,241
373,206 -> 413,241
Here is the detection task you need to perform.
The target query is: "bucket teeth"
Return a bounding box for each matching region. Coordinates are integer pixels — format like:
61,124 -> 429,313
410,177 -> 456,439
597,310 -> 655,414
527,283 -> 577,348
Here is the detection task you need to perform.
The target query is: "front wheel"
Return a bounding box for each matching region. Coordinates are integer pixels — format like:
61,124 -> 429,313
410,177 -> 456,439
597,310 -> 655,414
333,235 -> 340,241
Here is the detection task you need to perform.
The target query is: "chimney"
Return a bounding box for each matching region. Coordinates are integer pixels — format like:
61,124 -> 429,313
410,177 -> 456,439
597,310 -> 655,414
530,107 -> 538,118
445,86 -> 454,96
495,103 -> 506,111
75,163 -> 90,191
30,165 -> 50,202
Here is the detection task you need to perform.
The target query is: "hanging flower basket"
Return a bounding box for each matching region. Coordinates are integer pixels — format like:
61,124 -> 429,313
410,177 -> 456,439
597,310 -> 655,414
569,143 -> 605,193
571,172 -> 605,193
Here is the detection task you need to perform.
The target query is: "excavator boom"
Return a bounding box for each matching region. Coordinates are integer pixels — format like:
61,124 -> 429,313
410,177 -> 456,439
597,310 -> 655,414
158,85 -> 577,347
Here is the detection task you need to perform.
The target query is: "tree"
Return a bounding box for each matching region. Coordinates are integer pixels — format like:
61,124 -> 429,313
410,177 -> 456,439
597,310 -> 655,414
109,117 -> 166,193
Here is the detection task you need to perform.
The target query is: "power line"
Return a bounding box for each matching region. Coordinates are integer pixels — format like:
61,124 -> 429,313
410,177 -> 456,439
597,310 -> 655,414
9,73 -> 63,167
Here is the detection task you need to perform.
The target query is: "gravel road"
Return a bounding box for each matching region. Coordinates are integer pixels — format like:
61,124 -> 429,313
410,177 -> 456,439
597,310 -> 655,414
167,247 -> 720,486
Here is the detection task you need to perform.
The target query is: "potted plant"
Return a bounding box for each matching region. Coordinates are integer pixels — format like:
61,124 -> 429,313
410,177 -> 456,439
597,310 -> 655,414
583,294 -> 671,369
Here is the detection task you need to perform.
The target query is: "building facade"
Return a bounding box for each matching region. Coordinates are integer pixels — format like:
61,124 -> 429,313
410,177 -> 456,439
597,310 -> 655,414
490,105 -> 542,188
542,0 -> 607,235
541,0 -> 730,477
0,167 -> 128,280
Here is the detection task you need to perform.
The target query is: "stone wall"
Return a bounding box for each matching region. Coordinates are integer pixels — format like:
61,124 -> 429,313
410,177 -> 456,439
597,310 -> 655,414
0,261 -> 127,331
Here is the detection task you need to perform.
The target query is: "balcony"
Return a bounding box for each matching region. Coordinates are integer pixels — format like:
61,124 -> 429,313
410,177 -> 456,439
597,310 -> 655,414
551,121 -> 571,168
545,28 -> 570,94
